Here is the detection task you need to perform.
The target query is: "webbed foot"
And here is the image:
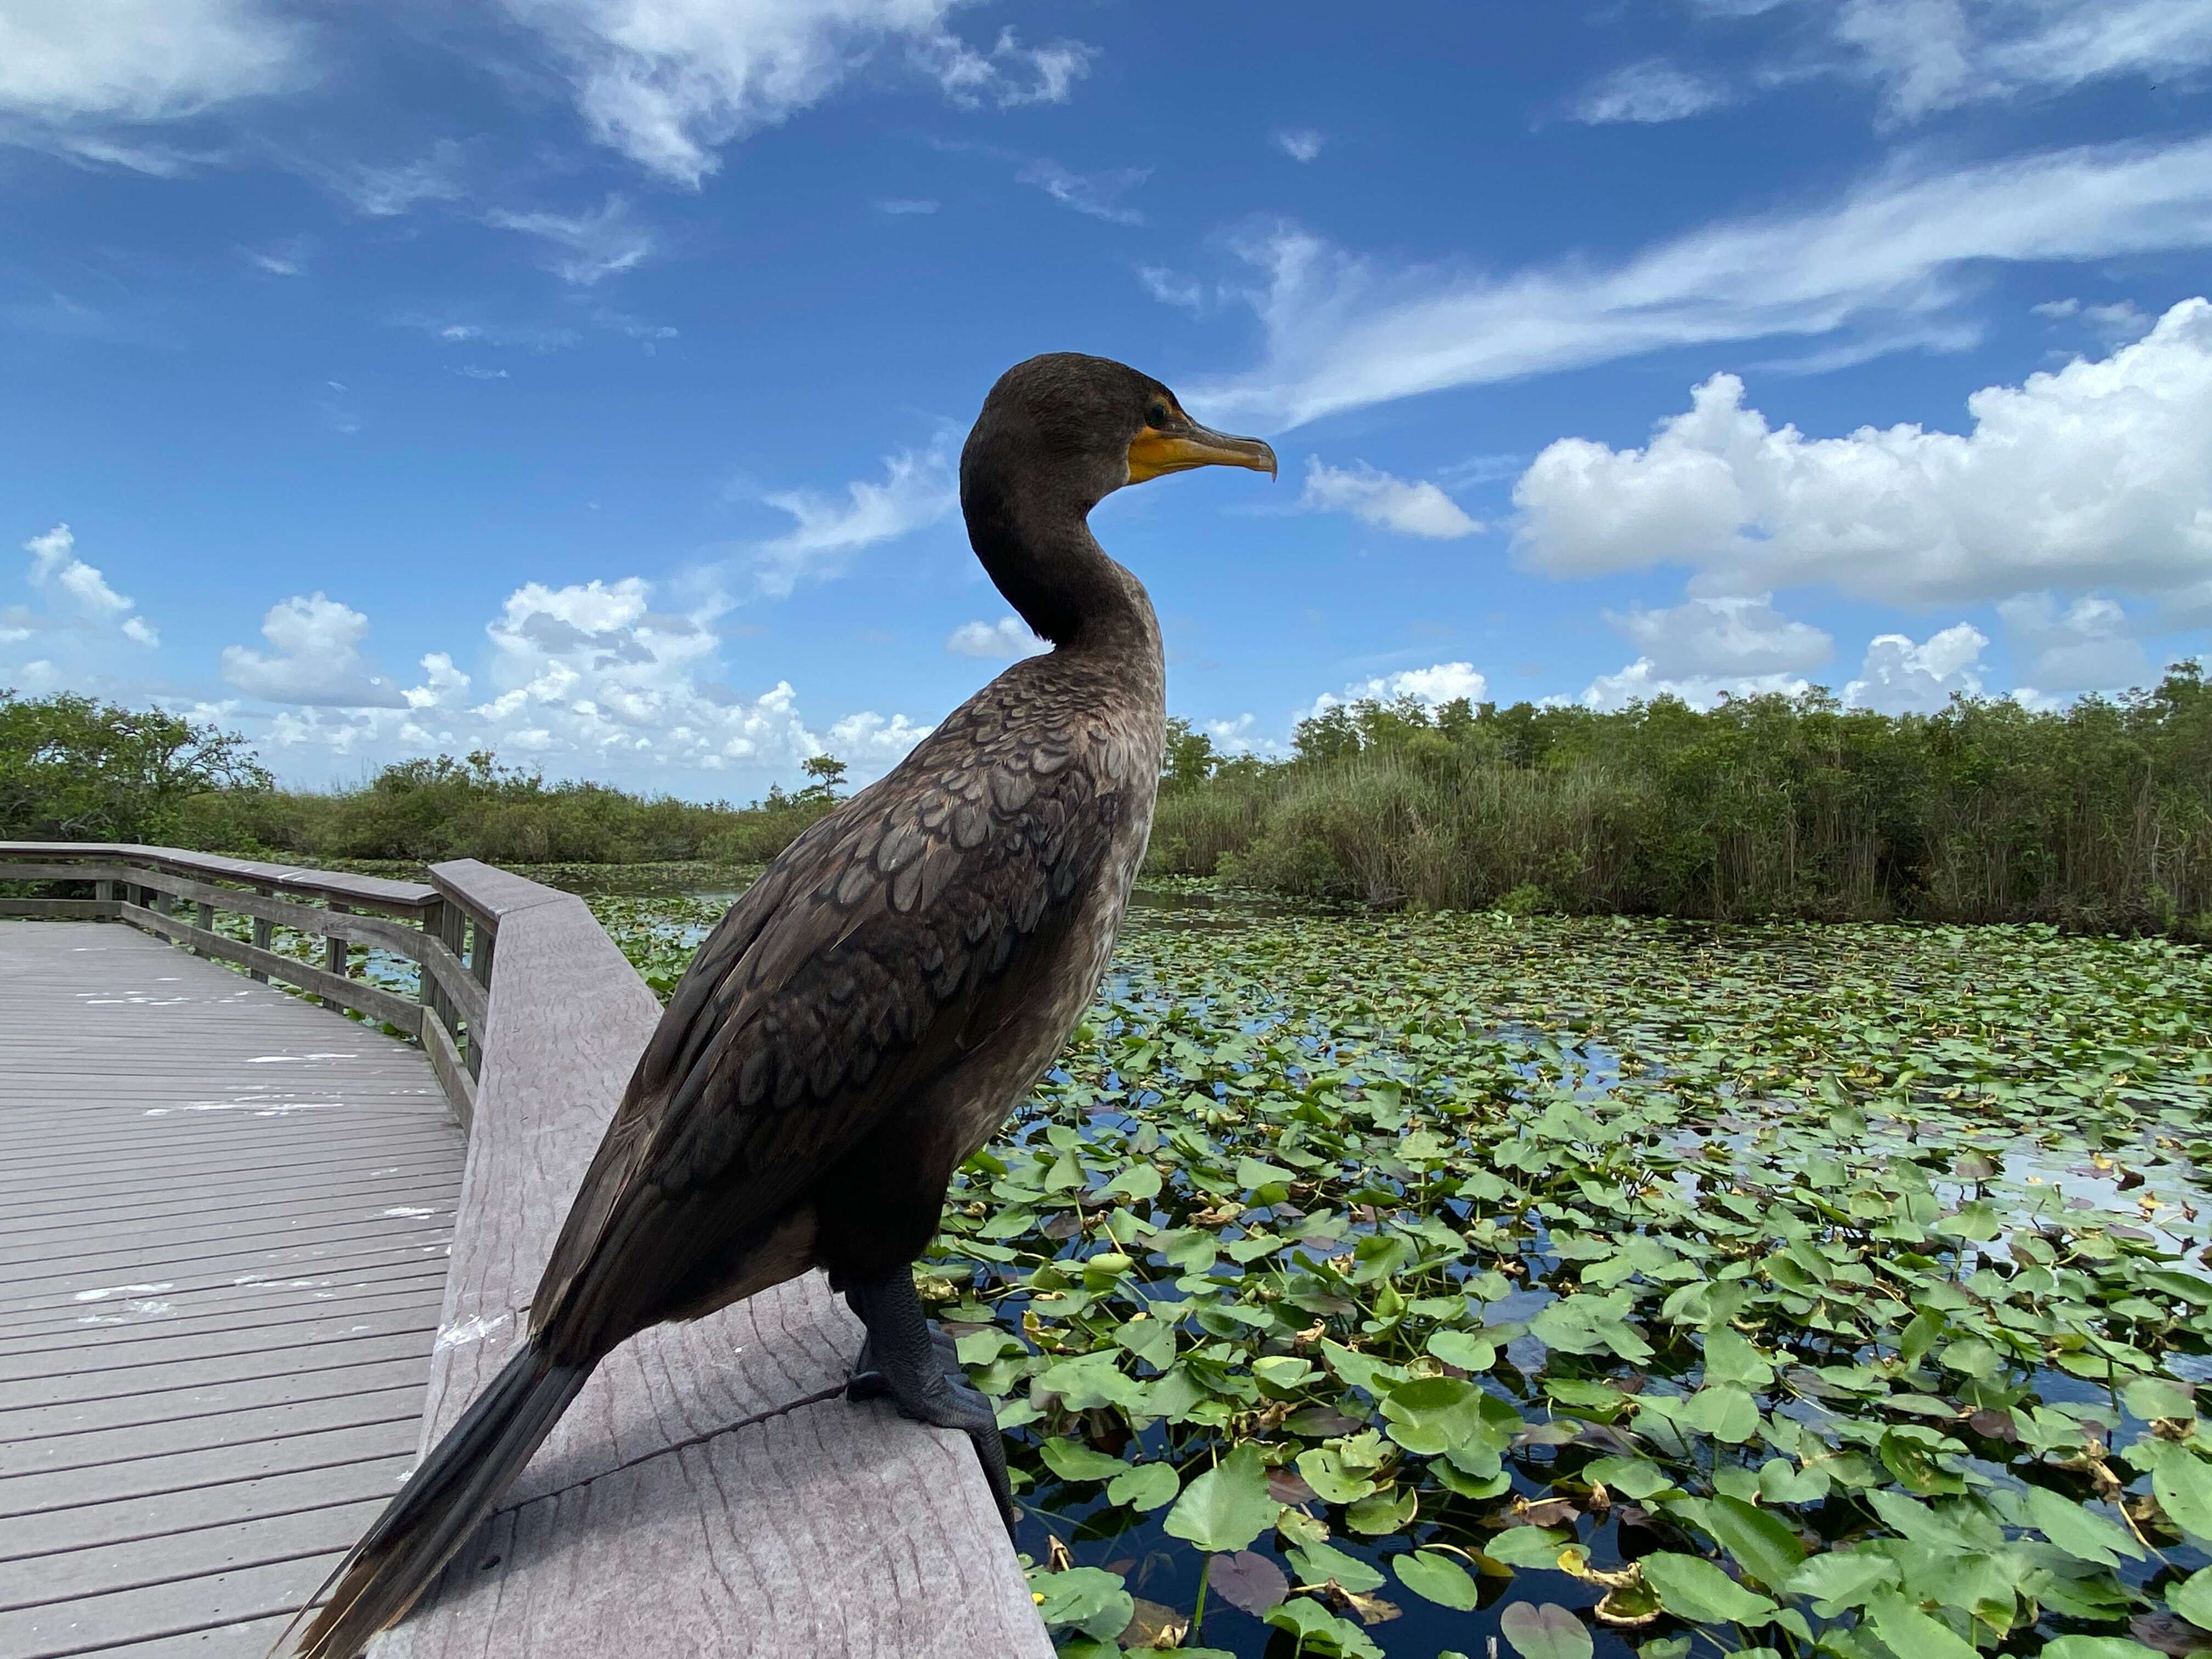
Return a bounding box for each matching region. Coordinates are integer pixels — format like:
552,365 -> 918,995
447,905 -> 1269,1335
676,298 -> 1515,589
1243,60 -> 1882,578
844,1272 -> 1017,1537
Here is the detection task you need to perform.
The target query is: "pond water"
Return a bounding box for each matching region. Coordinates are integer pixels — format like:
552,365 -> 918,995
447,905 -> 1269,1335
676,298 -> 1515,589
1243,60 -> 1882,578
569,884 -> 2212,1659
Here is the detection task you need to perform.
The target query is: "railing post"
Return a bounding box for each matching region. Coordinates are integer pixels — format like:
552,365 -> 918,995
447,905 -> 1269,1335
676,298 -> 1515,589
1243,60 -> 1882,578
251,885 -> 273,983
458,907 -> 486,1078
195,899 -> 214,957
419,897 -> 452,1032
323,902 -> 349,1011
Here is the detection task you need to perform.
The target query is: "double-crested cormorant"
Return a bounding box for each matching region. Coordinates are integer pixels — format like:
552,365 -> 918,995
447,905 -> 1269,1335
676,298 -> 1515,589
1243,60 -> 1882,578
282,353 -> 1275,1658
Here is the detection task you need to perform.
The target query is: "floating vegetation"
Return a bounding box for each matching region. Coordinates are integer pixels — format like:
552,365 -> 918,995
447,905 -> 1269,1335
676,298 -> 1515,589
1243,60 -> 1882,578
595,894 -> 2212,1658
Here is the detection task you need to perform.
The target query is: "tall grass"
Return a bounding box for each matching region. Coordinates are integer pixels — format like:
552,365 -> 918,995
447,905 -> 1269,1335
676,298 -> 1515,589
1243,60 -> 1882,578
1153,666 -> 2212,935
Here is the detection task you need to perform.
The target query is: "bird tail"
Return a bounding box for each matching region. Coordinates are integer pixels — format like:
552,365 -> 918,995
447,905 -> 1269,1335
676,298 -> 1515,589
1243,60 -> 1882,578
274,1342 -> 591,1659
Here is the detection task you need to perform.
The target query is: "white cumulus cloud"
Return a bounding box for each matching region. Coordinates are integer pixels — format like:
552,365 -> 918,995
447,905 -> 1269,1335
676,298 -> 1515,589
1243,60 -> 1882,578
1273,127 -> 1324,162
1514,298 -> 2212,613
945,617 -> 1047,659
20,523 -> 158,645
1997,592 -> 2153,696
1299,459 -> 1481,539
1305,661 -> 1488,723
1844,623 -> 1990,713
253,573 -> 934,786
1606,594 -> 1832,678
1579,660 -> 1814,711
222,593 -> 405,707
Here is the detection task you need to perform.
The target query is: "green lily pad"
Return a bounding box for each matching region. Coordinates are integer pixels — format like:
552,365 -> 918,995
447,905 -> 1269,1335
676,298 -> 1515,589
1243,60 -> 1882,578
1498,1601 -> 1594,1659
1391,1549 -> 1479,1610
1639,1551 -> 1776,1625
1163,1442 -> 1278,1554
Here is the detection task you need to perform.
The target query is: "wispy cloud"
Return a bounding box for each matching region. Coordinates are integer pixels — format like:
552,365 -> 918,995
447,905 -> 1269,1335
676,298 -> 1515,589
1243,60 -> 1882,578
394,315 -> 583,352
1837,0 -> 2212,125
752,436 -> 958,596
1138,265 -> 1205,312
1569,59 -> 1733,124
486,194 -> 654,285
501,0 -> 1096,188
0,0 -> 308,172
1192,135 -> 2212,430
311,140 -> 466,218
874,198 -> 940,215
913,27 -> 1095,110
1273,127 -> 1324,162
241,236 -> 312,276
1601,0 -> 2212,130
1015,158 -> 1148,224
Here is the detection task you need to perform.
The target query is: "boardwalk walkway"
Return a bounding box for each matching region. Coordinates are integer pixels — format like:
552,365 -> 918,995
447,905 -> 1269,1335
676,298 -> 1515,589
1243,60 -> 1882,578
0,922 -> 465,1659
0,847 -> 1047,1659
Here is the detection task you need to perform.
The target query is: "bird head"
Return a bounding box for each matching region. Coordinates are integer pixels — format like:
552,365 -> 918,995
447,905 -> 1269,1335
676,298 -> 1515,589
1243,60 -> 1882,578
963,353 -> 1276,518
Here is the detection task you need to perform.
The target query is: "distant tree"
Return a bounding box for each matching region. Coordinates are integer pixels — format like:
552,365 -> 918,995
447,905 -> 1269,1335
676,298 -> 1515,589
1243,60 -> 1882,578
1435,697 -> 1479,743
798,753 -> 849,804
0,691 -> 270,843
1491,701 -> 1556,768
1291,704 -> 1362,765
1161,717 -> 1219,794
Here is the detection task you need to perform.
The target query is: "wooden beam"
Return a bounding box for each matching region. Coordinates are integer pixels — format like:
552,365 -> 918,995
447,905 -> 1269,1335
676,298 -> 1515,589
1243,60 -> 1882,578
420,1007 -> 477,1135
47,865 -> 489,1030
118,902 -> 422,1037
0,898 -> 119,920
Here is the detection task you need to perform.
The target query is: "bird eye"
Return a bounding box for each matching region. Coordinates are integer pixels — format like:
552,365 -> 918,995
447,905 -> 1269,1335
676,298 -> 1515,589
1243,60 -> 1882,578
1147,403 -> 1171,428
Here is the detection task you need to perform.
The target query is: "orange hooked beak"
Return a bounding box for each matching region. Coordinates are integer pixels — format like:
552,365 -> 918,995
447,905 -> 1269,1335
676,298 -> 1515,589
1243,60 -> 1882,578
1126,409 -> 1277,485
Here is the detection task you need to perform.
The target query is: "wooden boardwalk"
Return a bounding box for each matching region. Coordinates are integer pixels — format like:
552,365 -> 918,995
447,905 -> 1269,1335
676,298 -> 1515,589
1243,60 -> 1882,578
0,849 -> 1047,1659
0,922 -> 465,1659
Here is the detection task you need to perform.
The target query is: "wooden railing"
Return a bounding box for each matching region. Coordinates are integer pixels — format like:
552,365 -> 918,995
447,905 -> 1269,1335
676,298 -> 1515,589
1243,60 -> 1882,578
0,843 -> 1050,1655
0,842 -> 489,1128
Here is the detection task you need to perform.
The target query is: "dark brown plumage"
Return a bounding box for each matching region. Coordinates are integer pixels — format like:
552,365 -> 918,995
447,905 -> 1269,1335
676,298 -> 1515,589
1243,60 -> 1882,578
279,353 -> 1274,1658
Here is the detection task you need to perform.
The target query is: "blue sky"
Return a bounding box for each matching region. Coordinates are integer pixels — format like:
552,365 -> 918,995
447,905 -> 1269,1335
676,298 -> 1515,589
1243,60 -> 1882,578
4,1 -> 2210,794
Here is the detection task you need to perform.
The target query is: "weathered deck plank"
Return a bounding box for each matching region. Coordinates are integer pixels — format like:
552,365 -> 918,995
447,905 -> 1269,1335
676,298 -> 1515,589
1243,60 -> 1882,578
0,922 -> 464,1659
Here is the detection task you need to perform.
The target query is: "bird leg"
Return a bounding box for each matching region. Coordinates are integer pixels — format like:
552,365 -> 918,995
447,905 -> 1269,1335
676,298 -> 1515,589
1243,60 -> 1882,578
845,1322 -> 959,1400
843,1270 -> 1017,1535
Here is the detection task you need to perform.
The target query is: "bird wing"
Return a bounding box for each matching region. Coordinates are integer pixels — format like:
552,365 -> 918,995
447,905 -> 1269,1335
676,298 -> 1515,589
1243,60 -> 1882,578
530,679 -> 1143,1353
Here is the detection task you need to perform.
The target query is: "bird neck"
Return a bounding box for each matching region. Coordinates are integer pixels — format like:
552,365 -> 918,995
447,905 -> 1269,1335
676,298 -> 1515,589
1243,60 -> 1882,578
966,487 -> 1163,670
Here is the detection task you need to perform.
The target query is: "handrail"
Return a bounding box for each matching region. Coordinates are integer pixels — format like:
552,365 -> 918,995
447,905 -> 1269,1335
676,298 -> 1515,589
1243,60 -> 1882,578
0,841 -> 488,1127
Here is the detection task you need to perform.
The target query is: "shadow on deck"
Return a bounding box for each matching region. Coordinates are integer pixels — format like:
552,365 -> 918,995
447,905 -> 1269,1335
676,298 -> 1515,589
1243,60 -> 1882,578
0,847 -> 1045,1659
